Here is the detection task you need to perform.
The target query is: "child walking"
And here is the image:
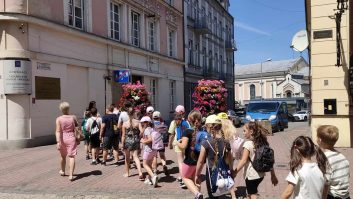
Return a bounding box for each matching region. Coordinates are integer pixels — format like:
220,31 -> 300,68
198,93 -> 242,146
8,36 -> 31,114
281,136 -> 328,199
234,121 -> 278,199
177,110 -> 203,199
140,116 -> 158,187
316,125 -> 350,199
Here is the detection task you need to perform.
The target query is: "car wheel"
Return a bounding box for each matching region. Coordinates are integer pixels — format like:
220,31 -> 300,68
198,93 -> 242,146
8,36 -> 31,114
304,116 -> 307,121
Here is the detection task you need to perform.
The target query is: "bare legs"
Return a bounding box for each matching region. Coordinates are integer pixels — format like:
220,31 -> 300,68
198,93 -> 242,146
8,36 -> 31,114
124,149 -> 143,177
59,153 -> 75,181
60,153 -> 66,175
183,174 -> 201,196
68,156 -> 75,180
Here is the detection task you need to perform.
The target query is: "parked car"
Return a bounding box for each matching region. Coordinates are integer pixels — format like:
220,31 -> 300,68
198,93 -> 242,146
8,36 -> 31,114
227,110 -> 241,127
293,110 -> 309,121
288,113 -> 299,122
234,107 -> 246,125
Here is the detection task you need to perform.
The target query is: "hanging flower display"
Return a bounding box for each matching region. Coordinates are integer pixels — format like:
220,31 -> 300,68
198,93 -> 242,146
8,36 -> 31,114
192,79 -> 228,117
118,81 -> 151,114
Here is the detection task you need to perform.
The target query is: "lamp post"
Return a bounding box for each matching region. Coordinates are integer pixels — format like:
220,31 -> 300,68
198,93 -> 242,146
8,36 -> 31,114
260,58 -> 272,100
103,74 -> 112,110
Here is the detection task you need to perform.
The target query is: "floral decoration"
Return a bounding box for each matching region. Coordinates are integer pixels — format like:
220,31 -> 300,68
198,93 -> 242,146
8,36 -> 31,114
118,81 -> 151,114
192,79 -> 228,116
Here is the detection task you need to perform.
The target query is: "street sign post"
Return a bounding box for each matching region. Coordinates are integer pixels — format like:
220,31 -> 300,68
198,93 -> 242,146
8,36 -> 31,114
114,70 -> 130,83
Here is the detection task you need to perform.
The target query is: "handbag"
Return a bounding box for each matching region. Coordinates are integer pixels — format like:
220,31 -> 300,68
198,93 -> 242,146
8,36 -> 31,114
74,117 -> 85,143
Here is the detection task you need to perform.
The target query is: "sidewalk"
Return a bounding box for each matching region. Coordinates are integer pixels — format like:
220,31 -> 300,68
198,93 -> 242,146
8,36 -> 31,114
0,122 -> 351,199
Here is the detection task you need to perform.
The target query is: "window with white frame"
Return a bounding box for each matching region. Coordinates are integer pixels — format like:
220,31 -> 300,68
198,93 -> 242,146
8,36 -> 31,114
68,0 -> 83,29
170,80 -> 176,112
110,2 -> 120,40
148,21 -> 156,51
150,79 -> 157,108
131,11 -> 140,47
168,29 -> 176,57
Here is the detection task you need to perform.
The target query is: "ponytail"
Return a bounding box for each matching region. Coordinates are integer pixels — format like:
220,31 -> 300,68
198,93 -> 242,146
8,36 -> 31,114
314,145 -> 328,175
289,144 -> 302,174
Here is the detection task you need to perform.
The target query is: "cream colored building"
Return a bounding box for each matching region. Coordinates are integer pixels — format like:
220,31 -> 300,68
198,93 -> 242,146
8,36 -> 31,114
234,58 -> 309,105
0,0 -> 184,149
305,0 -> 352,147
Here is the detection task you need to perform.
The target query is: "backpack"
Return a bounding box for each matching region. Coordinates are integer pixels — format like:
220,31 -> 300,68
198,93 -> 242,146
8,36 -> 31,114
81,119 -> 89,137
250,144 -> 275,172
176,120 -> 190,140
206,140 -> 234,196
231,136 -> 245,160
90,118 -> 100,135
151,124 -> 167,150
195,130 -> 208,152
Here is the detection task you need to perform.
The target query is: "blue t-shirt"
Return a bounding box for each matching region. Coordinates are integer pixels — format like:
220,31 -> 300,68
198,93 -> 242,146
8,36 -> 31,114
102,114 -> 119,137
176,120 -> 190,140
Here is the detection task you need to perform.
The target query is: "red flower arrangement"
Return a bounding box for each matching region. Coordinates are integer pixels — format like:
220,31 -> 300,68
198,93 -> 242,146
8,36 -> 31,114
192,79 -> 228,117
118,81 -> 151,114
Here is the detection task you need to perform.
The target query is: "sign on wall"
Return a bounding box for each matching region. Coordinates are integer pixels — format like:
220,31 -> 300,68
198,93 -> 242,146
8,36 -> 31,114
113,70 -> 130,83
3,60 -> 32,94
35,76 -> 61,100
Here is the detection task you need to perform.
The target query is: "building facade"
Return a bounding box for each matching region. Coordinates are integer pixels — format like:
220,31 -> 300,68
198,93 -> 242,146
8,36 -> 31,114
0,0 -> 184,149
305,0 -> 352,147
234,58 -> 309,105
183,0 -> 236,112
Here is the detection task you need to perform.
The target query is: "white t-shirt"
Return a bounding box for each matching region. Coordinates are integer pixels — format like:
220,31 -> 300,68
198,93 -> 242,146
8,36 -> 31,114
243,140 -> 265,180
325,150 -> 350,198
118,111 -> 129,125
286,162 -> 325,199
85,116 -> 102,134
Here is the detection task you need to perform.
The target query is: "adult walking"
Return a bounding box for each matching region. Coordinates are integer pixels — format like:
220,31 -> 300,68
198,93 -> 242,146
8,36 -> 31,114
55,102 -> 79,181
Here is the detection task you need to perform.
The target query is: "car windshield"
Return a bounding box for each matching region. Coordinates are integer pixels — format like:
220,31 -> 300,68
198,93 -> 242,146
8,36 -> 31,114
247,102 -> 279,113
296,111 -> 306,114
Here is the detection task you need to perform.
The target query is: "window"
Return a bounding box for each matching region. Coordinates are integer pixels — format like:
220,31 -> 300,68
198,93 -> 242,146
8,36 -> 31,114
148,21 -> 156,51
68,0 -> 83,29
110,2 -> 120,40
220,54 -> 223,73
219,20 -> 222,38
214,16 -> 217,33
131,11 -> 140,47
188,40 -> 193,65
202,47 -> 206,67
150,79 -> 157,108
215,53 -> 218,72
208,50 -> 212,70
168,29 -> 176,57
250,84 -> 256,99
170,80 -> 176,112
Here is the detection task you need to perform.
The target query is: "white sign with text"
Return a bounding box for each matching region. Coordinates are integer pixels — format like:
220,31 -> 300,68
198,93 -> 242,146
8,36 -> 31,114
3,60 -> 32,94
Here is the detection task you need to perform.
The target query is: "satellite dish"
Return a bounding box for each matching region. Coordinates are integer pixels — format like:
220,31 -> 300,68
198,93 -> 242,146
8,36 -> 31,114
291,30 -> 308,52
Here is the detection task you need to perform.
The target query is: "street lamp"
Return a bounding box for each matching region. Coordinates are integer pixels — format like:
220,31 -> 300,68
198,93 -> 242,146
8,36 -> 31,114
260,58 -> 272,100
103,74 -> 112,110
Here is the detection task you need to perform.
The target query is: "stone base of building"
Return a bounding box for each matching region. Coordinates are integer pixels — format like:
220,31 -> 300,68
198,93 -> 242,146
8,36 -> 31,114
0,135 -> 56,150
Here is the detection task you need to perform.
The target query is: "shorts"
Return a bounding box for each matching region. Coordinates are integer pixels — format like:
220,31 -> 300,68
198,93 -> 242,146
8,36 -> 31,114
157,148 -> 165,153
102,136 -> 119,150
90,133 -> 100,148
245,177 -> 264,195
143,150 -> 157,160
181,163 -> 196,178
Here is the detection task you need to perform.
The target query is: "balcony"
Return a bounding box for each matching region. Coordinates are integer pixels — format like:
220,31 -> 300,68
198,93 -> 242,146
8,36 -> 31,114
225,39 -> 237,51
193,17 -> 211,34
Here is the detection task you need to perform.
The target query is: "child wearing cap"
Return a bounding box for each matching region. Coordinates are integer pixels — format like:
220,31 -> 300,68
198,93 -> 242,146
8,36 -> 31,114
140,116 -> 158,187
152,111 -> 169,176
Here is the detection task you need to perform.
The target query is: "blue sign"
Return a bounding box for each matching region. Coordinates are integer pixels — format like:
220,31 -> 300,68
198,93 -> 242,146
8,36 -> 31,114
114,70 -> 130,83
15,61 -> 21,67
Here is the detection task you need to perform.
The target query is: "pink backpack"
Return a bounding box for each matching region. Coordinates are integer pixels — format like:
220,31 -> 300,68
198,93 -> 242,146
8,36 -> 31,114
151,125 -> 167,150
231,135 -> 245,160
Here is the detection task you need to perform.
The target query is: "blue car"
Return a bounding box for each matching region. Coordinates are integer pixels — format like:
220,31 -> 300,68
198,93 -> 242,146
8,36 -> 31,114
244,101 -> 289,132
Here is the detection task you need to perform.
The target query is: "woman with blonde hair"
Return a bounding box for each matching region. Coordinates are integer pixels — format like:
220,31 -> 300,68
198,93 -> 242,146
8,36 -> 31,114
55,102 -> 79,181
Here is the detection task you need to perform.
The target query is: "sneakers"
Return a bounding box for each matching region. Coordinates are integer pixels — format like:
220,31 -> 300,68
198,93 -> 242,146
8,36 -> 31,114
152,175 -> 158,188
96,158 -> 102,164
195,193 -> 203,199
177,177 -> 186,188
163,165 -> 169,176
86,155 -> 90,160
90,160 -> 97,165
101,161 -> 106,166
144,178 -> 152,185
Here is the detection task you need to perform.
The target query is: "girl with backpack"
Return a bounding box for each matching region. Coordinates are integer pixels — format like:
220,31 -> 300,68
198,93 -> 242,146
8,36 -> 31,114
140,116 -> 158,187
195,114 -> 235,199
176,110 -> 203,199
280,136 -> 328,199
82,110 -> 92,160
121,109 -> 144,180
234,121 -> 278,199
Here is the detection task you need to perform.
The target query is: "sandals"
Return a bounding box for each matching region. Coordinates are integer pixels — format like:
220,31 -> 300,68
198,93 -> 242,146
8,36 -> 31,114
59,170 -> 65,176
139,175 -> 145,181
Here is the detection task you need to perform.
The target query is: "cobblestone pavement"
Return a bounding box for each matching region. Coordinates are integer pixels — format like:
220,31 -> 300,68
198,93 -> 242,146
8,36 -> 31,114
0,122 -> 351,199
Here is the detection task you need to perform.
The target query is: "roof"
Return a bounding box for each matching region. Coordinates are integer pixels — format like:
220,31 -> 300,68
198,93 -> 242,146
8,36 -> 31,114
292,67 -> 309,76
293,79 -> 309,85
235,58 -> 302,76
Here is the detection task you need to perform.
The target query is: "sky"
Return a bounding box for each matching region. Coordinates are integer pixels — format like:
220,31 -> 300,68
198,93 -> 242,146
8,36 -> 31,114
230,0 -> 308,65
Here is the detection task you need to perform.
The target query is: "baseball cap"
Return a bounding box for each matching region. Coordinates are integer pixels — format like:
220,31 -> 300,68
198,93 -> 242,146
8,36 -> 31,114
140,116 -> 152,123
175,105 -> 185,113
217,112 -> 228,120
146,106 -> 154,113
205,115 -> 222,124
152,111 -> 161,119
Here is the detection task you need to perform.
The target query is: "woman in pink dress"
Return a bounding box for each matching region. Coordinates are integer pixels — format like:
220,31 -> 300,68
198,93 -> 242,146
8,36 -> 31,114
55,102 -> 79,181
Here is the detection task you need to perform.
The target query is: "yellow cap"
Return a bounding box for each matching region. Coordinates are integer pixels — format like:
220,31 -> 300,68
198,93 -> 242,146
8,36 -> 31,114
217,112 -> 228,120
205,114 -> 222,124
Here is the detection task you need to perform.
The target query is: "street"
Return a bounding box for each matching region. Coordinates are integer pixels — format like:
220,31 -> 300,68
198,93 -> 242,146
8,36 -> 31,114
0,122 -> 352,199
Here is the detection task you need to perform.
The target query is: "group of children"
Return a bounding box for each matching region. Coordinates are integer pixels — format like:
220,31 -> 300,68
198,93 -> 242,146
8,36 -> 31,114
79,101 -> 350,199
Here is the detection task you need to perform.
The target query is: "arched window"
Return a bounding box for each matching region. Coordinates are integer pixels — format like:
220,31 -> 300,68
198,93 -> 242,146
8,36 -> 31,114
286,91 -> 292,98
250,84 -> 256,99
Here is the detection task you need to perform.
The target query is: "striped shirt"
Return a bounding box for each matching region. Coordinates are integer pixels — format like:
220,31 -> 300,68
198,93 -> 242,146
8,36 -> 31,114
325,150 -> 350,198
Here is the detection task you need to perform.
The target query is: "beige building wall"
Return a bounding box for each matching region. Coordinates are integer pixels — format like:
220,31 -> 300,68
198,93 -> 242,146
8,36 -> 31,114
306,0 -> 352,147
0,0 -> 185,149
